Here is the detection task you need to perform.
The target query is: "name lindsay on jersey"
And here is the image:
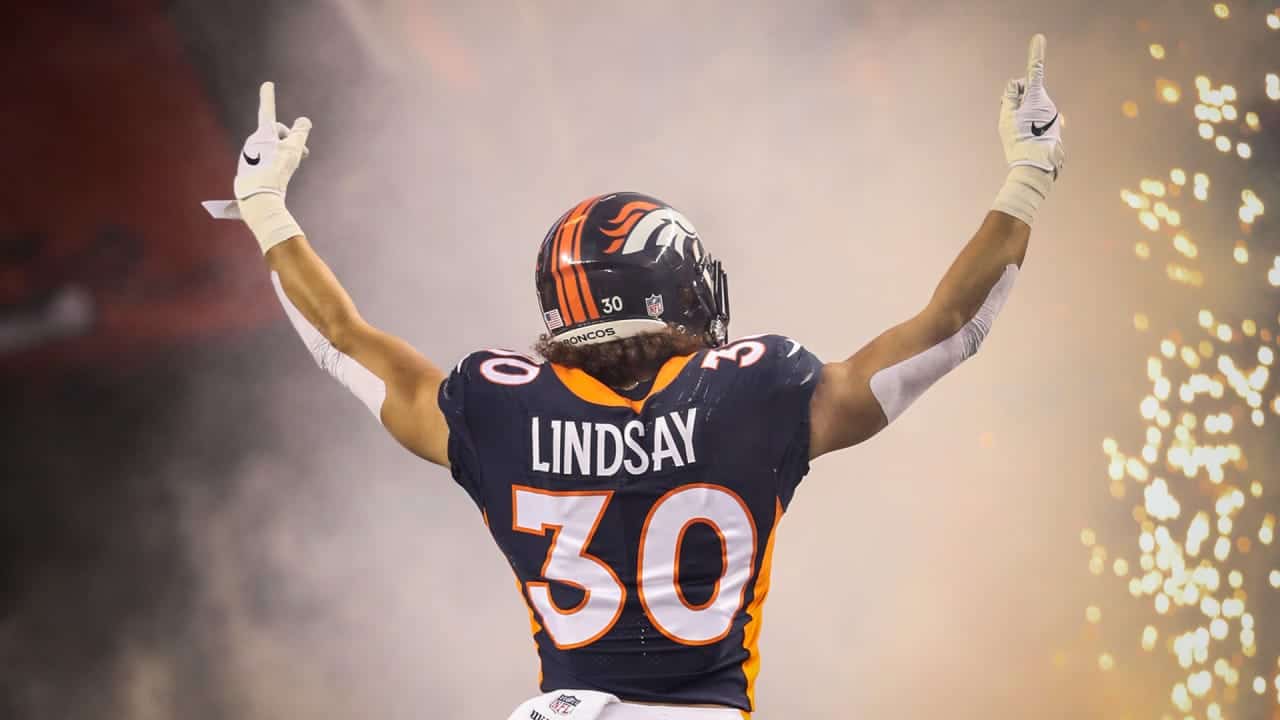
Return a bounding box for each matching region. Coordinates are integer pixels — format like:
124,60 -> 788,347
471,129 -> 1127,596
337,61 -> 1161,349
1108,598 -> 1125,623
530,409 -> 697,476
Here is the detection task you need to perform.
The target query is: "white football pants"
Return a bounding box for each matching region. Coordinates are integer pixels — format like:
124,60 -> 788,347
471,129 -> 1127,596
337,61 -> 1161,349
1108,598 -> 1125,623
507,690 -> 744,720
600,703 -> 743,719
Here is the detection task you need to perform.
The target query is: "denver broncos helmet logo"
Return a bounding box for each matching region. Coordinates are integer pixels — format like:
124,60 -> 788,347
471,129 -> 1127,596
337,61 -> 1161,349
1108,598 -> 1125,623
600,200 -> 703,259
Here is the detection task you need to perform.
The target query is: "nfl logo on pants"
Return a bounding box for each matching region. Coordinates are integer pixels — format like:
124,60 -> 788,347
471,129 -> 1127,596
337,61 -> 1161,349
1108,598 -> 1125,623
549,694 -> 580,715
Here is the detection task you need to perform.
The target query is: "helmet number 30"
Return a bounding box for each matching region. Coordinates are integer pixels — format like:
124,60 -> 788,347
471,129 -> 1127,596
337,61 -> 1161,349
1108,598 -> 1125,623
600,296 -> 623,314
512,484 -> 757,648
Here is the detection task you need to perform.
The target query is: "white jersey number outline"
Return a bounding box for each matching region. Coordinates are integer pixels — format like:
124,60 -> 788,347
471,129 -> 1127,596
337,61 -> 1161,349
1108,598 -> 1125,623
512,488 -> 625,649
512,484 -> 758,648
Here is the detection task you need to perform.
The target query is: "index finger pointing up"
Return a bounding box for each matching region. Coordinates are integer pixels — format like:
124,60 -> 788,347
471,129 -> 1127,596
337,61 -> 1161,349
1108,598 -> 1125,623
258,81 -> 277,129
1026,34 -> 1046,87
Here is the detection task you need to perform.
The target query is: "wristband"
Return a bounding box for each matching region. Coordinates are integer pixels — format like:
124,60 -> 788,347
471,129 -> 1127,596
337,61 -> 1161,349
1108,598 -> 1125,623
991,166 -> 1054,226
240,193 -> 304,253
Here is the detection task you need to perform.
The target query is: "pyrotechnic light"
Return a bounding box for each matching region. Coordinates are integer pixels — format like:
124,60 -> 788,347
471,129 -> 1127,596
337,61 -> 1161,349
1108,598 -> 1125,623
1086,11 -> 1280,718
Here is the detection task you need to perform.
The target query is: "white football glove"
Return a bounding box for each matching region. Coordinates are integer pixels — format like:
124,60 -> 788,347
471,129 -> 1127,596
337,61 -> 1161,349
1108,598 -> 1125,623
992,34 -> 1064,226
202,82 -> 312,253
997,34 -> 1064,177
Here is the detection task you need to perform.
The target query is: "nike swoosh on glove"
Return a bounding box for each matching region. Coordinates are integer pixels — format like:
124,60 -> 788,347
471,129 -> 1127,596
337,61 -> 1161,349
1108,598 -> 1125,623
997,34 -> 1065,178
206,81 -> 316,217
202,82 -> 312,253
234,81 -> 311,200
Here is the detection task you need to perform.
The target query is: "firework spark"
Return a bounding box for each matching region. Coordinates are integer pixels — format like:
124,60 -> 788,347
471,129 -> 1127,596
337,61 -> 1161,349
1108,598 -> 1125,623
1088,4 -> 1280,718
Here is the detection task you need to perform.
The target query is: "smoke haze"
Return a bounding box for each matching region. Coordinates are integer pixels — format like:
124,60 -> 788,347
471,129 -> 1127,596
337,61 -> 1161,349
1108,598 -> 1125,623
3,1 -> 1276,718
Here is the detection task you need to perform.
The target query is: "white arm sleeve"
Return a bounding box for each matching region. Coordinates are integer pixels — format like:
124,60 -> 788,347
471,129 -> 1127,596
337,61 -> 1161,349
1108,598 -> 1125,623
868,264 -> 1018,423
270,272 -> 387,419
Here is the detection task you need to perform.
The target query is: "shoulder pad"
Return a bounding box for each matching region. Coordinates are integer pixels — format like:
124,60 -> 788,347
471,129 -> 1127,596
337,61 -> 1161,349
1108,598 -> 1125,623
453,348 -> 545,388
698,334 -> 813,371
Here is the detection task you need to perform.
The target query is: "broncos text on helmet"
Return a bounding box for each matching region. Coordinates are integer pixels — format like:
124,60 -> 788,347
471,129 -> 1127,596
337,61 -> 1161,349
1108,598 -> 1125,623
535,192 -> 730,347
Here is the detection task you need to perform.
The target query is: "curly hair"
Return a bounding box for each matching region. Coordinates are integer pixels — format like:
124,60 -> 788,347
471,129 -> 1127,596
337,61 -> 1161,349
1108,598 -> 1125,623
535,325 -> 707,389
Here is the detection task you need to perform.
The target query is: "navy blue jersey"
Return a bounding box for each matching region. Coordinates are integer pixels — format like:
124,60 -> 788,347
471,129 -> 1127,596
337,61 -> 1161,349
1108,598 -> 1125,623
438,335 -> 822,713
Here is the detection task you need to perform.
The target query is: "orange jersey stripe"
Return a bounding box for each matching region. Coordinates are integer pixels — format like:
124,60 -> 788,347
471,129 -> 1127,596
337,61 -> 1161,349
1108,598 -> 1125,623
739,498 -> 782,713
550,353 -> 693,413
495,507 -> 544,684
512,573 -> 545,687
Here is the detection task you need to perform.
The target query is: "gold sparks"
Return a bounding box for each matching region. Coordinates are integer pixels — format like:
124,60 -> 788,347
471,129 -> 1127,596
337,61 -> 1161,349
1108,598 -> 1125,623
1095,23 -> 1280,718
1233,241 -> 1249,264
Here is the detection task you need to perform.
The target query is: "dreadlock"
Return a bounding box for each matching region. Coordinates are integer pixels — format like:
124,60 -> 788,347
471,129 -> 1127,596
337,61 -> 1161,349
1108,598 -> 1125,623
534,325 -> 707,389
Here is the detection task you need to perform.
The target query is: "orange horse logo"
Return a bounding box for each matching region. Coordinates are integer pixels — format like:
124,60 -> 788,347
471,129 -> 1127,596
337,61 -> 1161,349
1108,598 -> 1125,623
601,201 -> 702,259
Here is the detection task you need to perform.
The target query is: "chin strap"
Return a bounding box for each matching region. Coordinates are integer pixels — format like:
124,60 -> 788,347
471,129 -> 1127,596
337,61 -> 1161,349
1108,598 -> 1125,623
707,257 -> 730,346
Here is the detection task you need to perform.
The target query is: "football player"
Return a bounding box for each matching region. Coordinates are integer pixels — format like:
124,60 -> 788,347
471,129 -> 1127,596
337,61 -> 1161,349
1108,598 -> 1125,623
206,34 -> 1063,720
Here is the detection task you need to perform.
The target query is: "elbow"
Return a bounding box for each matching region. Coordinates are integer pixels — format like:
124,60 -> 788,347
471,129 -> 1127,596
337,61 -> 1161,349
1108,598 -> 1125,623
921,304 -> 971,344
934,305 -> 990,360
941,308 -> 972,339
316,307 -> 361,354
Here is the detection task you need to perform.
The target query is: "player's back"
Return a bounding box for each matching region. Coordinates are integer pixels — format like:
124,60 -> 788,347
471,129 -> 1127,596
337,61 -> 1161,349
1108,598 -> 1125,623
438,334 -> 821,713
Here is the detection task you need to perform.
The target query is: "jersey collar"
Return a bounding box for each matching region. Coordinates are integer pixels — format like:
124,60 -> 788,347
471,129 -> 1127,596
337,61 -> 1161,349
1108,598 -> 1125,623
550,353 -> 695,413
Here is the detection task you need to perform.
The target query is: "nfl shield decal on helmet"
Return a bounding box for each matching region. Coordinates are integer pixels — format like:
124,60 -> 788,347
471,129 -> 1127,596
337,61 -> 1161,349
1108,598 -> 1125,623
548,694 -> 580,715
645,293 -> 664,319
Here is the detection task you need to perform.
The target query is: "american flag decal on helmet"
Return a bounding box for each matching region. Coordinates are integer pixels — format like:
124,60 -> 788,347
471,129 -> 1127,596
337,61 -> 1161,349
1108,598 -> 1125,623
544,309 -> 565,330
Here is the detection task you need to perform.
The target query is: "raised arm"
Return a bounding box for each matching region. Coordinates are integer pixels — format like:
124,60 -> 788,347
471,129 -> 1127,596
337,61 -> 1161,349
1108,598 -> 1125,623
808,34 -> 1065,459
267,239 -> 450,466
211,82 -> 450,467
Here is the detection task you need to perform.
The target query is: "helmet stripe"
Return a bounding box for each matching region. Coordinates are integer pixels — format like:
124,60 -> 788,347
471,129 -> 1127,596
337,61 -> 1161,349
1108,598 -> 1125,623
571,196 -> 602,320
549,215 -> 573,325
556,197 -> 594,325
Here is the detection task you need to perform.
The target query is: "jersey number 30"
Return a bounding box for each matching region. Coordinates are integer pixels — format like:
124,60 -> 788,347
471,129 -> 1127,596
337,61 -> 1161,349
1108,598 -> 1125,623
512,484 -> 758,649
